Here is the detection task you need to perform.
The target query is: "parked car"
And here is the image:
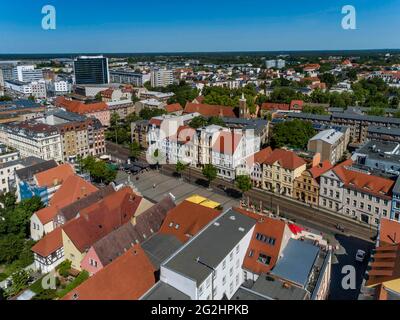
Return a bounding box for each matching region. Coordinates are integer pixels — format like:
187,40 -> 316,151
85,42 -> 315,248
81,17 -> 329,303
356,249 -> 366,262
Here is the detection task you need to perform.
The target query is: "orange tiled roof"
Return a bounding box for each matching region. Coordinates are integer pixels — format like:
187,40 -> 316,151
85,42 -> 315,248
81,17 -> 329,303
334,165 -> 395,199
262,149 -> 307,170
31,227 -> 63,257
36,206 -> 58,225
159,201 -> 221,243
184,102 -> 236,118
309,160 -> 333,179
235,208 -> 287,274
252,147 -> 273,164
261,103 -> 289,111
35,164 -> 75,188
290,100 -> 304,111
380,219 -> 400,246
55,96 -> 108,115
62,245 -> 156,300
62,187 -> 142,253
49,175 -> 98,208
366,244 -> 400,287
165,103 -> 183,113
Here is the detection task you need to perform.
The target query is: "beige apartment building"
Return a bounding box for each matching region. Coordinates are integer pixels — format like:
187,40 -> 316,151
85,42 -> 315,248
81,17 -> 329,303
261,149 -> 307,197
308,129 -> 348,165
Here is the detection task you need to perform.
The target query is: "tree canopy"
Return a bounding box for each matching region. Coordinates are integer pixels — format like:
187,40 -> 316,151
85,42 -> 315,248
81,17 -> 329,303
271,119 -> 316,150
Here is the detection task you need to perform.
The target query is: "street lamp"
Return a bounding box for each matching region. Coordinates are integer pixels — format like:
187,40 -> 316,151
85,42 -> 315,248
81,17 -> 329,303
196,257 -> 215,300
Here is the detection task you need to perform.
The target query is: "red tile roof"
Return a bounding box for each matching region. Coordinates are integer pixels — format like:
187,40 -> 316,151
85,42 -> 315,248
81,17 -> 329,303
379,219 -> 400,246
333,165 -> 395,199
165,103 -> 183,113
251,147 -> 274,164
235,208 -> 287,274
366,244 -> 400,287
184,102 -> 236,118
261,103 -> 290,111
290,100 -> 304,111
309,160 -> 333,179
31,227 -> 63,257
193,96 -> 205,104
149,118 -> 162,126
63,245 -> 156,300
49,175 -> 98,208
159,201 -> 221,243
262,149 -> 307,170
35,164 -> 75,188
55,96 -> 108,115
62,187 -> 142,253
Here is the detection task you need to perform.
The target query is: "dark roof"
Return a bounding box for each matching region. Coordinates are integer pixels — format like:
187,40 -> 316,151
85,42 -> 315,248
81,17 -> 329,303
287,113 -> 331,122
56,185 -> 115,222
141,281 -> 190,300
368,126 -> 400,137
91,196 -> 176,267
163,208 -> 256,285
142,233 -> 183,269
0,156 -> 44,170
248,274 -> 309,300
16,159 -> 58,181
231,287 -> 269,300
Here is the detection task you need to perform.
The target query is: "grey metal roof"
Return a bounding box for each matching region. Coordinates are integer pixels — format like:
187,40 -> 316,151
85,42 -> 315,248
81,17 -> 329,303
141,281 -> 191,300
142,233 -> 183,270
393,176 -> 400,195
231,287 -> 269,300
0,156 -> 44,170
368,126 -> 400,136
287,113 -> 331,121
15,159 -> 57,181
271,239 -> 319,288
163,208 -> 256,285
249,274 -> 309,300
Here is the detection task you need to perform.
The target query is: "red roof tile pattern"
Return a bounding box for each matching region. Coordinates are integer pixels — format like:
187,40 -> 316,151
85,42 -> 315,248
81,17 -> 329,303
55,96 -> 108,115
165,103 -> 183,113
262,149 -> 307,170
184,102 -> 236,118
35,164 -> 75,188
63,245 -> 156,300
31,228 -> 63,257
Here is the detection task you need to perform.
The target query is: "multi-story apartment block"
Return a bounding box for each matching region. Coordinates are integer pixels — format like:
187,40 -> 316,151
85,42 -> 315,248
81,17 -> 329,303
293,161 -> 333,206
150,69 -> 174,88
261,149 -> 307,197
131,120 -> 150,149
367,126 -> 400,143
12,65 -> 43,82
319,161 -> 394,227
391,178 -> 400,222
308,129 -> 347,165
106,100 -> 135,120
109,69 -> 146,86
0,121 -> 63,162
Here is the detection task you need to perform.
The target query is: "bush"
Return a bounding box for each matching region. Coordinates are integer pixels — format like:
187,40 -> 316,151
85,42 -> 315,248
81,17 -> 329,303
57,271 -> 89,298
56,260 -> 72,278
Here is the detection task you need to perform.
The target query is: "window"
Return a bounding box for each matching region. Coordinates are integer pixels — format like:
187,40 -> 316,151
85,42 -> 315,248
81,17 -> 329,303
236,245 -> 239,254
229,252 -> 233,261
257,253 -> 272,265
230,267 -> 233,277
222,260 -> 226,270
236,274 -> 239,286
230,282 -> 234,294
222,276 -> 226,285
248,250 -> 254,258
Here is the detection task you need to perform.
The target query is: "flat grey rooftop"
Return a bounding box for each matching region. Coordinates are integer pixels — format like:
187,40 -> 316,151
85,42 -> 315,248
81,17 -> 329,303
142,233 -> 183,269
231,287 -> 268,300
271,239 -> 319,288
163,209 -> 256,285
141,282 -> 190,300
249,274 -> 309,300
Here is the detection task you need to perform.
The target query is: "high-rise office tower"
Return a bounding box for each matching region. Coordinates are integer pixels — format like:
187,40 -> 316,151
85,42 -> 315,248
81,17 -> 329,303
73,56 -> 109,85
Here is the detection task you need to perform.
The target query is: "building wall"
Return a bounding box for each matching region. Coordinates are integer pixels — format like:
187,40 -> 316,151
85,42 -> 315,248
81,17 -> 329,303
33,248 -> 64,274
319,170 -> 344,213
62,230 -> 85,271
293,170 -> 320,206
30,214 -> 45,241
80,247 -> 104,276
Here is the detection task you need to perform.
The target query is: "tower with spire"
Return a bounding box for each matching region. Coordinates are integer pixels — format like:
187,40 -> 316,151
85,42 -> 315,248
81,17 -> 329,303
239,93 -> 250,118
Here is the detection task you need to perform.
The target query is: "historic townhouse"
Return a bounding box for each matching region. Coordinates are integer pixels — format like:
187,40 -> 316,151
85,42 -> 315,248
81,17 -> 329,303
320,160 -> 394,226
261,149 -> 307,197
294,161 -> 333,206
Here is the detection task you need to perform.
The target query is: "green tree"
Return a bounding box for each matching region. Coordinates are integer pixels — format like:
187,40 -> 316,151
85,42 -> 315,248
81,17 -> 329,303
320,73 -> 337,88
235,175 -> 252,193
139,108 -> 167,120
366,107 -> 385,116
271,120 -> 316,150
189,116 -> 208,129
5,269 -> 31,298
175,161 -> 187,177
202,164 -> 218,187
303,105 -> 329,115
129,141 -> 141,159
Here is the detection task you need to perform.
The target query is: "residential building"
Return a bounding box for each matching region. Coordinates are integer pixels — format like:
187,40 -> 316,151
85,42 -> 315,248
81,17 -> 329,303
74,56 -> 109,85
5,80 -> 33,95
391,178 -> 400,222
139,91 -> 174,102
29,80 -> 47,99
61,187 -> 144,270
294,161 -> 333,206
367,126 -> 400,143
30,174 -> 98,241
107,100 -> 135,120
319,161 -> 394,226
110,69 -> 146,86
55,96 -> 110,127
81,195 -> 176,275
308,129 -> 347,165
63,245 -> 157,300
131,120 -> 150,149
0,156 -> 44,194
0,121 -> 63,162
261,149 -> 307,197
151,69 -> 174,88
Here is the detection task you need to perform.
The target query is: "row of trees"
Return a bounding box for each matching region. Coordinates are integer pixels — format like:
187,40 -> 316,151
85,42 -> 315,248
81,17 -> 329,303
78,156 -> 117,185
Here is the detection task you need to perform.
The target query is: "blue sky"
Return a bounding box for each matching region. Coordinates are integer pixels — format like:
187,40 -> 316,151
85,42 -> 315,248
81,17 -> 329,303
0,0 -> 399,53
